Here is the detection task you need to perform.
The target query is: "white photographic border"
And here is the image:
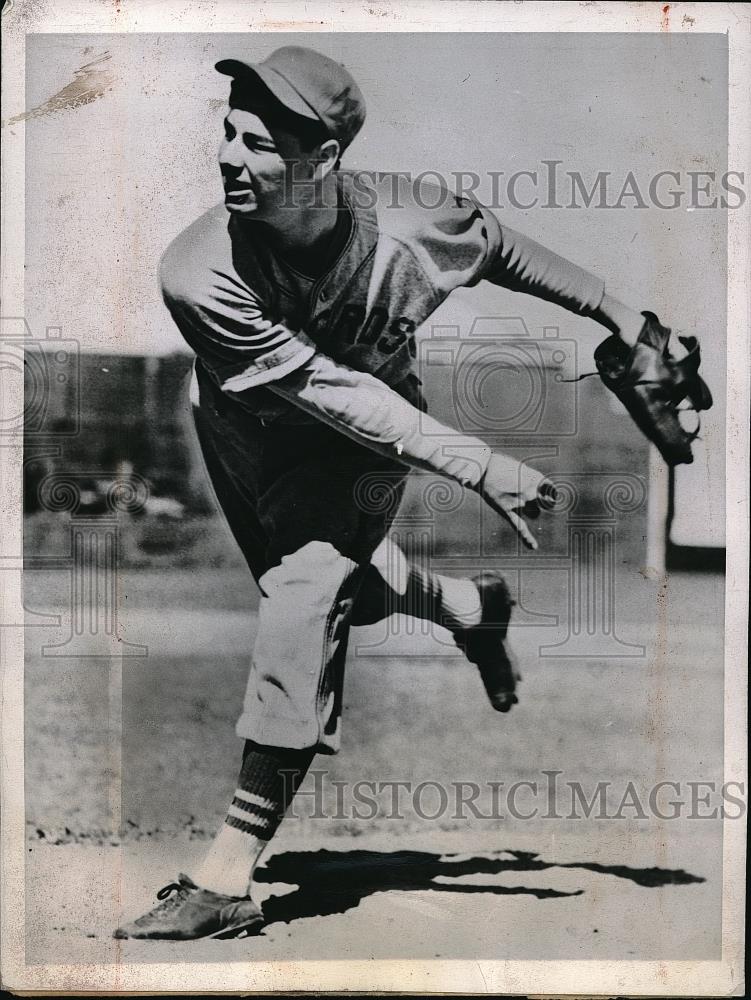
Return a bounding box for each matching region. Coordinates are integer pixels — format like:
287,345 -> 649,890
1,1 -> 748,994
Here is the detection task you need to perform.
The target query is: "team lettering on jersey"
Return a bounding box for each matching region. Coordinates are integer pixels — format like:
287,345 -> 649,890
310,304 -> 417,358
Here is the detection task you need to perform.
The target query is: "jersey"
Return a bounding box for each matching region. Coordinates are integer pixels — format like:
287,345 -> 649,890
159,170 -> 605,424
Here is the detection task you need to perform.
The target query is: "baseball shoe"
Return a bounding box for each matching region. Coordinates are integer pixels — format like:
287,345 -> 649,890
113,874 -> 264,940
452,572 -> 521,712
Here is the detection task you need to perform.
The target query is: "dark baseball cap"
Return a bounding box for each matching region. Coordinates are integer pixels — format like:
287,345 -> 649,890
216,45 -> 366,150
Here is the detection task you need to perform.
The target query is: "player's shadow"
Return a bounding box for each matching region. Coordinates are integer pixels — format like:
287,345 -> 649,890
254,848 -> 704,928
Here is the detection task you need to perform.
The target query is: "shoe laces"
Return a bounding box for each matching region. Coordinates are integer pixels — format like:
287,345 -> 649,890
142,879 -> 193,920
156,880 -> 185,901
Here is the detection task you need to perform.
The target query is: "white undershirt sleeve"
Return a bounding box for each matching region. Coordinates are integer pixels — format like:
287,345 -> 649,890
251,352 -> 492,489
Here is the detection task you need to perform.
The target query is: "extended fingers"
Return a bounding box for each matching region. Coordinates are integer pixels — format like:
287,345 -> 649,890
504,510 -> 539,551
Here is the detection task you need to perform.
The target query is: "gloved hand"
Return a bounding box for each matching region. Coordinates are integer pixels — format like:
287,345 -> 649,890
594,311 -> 713,466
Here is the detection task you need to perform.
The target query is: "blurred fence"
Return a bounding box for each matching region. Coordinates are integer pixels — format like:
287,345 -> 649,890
24,351 -> 201,513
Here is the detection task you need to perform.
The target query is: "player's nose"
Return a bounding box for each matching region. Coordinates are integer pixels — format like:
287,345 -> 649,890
218,143 -> 247,174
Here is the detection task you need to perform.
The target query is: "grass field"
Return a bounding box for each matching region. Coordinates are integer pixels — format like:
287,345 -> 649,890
23,563 -> 726,964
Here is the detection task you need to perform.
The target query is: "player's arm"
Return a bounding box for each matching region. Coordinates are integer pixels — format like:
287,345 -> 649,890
395,184 -> 645,346
421,196 -> 711,466
262,352 -> 554,550
479,220 -> 713,464
482,221 -> 644,345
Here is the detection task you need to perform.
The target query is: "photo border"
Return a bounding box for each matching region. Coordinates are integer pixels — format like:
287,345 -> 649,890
1,1 -> 748,994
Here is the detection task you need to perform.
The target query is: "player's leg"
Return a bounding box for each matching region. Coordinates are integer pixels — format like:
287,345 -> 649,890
194,434 -> 401,896
113,736 -> 308,939
351,537 -> 520,712
351,537 -> 481,629
115,393 -> 304,937
115,412 -> 402,939
188,403 -> 329,899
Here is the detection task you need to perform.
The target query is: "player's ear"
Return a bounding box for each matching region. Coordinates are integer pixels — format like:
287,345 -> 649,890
314,139 -> 341,180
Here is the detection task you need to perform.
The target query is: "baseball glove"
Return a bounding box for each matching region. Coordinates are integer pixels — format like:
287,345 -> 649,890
593,311 -> 713,466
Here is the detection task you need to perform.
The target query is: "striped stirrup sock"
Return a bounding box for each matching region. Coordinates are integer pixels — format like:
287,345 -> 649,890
226,740 -> 315,842
192,740 -> 315,897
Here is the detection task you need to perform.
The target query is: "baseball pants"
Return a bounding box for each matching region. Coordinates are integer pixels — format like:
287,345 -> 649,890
191,362 -> 413,755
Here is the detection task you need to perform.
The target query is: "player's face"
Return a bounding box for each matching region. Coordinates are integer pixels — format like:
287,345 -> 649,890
218,108 -> 317,219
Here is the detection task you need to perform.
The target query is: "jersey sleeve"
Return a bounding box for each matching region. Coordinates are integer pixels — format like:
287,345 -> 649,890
376,176 -> 501,301
408,194 -> 501,297
385,174 -> 605,315
159,245 -> 315,391
479,214 -> 606,316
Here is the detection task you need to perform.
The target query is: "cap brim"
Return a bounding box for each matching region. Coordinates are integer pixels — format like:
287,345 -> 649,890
215,59 -> 319,121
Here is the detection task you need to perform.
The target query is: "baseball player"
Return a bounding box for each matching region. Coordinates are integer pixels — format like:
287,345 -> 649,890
115,46 -> 711,940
